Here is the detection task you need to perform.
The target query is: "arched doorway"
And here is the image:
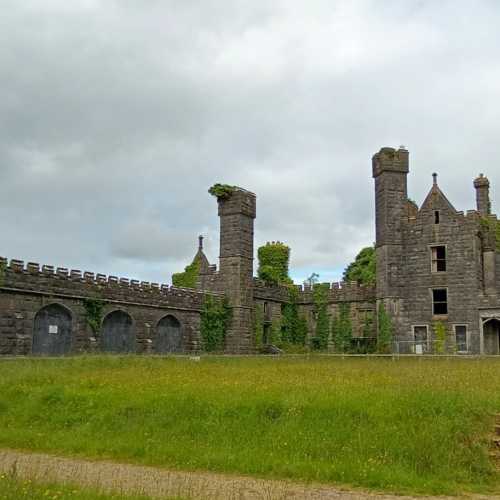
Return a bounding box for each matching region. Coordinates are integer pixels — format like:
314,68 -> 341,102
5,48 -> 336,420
484,319 -> 500,355
155,315 -> 183,354
33,304 -> 72,356
102,311 -> 135,353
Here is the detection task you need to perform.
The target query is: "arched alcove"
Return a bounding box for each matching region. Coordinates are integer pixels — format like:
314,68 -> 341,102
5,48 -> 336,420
155,315 -> 183,354
101,310 -> 135,353
33,304 -> 72,356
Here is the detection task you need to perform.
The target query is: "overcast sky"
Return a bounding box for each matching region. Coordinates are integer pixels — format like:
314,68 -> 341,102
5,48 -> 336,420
1,0 -> 500,285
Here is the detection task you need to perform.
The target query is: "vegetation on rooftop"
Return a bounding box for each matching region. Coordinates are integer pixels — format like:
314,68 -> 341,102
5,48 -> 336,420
257,242 -> 293,286
208,184 -> 238,200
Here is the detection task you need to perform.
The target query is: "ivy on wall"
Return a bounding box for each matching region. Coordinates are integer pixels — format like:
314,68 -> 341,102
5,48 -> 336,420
200,295 -> 232,352
208,183 -> 237,200
82,298 -> 105,335
311,283 -> 330,350
280,286 -> 308,346
254,303 -> 264,349
332,303 -> 352,353
172,256 -> 201,289
376,302 -> 393,353
257,242 -> 293,286
479,217 -> 500,253
433,321 -> 446,354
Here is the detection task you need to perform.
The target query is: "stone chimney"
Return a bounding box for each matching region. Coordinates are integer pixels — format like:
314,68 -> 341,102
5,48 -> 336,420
474,174 -> 490,216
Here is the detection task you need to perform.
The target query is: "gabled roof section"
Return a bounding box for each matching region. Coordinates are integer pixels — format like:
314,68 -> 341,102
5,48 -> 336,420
418,174 -> 458,216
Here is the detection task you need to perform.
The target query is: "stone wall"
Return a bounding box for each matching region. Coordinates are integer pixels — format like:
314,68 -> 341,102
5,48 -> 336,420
0,257 -> 216,355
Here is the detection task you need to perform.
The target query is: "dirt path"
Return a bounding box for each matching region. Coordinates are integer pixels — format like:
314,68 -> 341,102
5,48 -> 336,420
0,449 -> 496,499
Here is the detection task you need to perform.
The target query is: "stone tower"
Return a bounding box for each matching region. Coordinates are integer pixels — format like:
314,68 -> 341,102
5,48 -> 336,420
372,146 -> 409,308
217,188 -> 256,353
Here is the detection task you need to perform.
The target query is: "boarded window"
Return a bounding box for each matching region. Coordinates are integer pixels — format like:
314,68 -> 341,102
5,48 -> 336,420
432,289 -> 448,315
455,325 -> 467,352
431,246 -> 446,272
413,326 -> 428,354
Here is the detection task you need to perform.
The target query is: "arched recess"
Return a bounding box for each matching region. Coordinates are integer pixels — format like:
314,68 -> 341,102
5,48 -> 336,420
33,303 -> 73,356
155,315 -> 183,354
483,318 -> 500,355
101,310 -> 135,353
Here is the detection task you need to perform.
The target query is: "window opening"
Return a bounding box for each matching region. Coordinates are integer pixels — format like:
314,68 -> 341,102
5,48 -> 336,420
454,325 -> 467,353
434,211 -> 440,224
432,289 -> 448,315
431,246 -> 447,272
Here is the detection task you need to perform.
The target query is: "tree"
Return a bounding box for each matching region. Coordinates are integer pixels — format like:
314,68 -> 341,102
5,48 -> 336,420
257,242 -> 293,286
343,246 -> 376,285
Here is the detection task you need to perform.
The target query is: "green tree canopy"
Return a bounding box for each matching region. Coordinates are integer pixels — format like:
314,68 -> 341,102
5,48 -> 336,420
257,242 -> 293,286
343,246 -> 376,285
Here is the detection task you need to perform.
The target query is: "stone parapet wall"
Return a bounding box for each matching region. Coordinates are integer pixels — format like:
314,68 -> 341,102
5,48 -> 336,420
0,257 -> 216,310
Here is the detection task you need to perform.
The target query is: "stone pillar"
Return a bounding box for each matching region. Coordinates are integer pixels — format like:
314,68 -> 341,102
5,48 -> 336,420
474,174 -> 490,216
217,188 -> 256,353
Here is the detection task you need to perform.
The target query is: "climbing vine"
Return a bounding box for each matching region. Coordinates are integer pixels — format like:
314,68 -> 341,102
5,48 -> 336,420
433,321 -> 447,354
83,298 -> 105,335
200,295 -> 232,352
254,303 -> 264,349
480,217 -> 500,253
376,302 -> 393,354
172,256 -> 201,289
281,286 -> 308,345
208,183 -> 238,200
332,303 -> 352,353
311,283 -> 330,350
257,242 -> 293,286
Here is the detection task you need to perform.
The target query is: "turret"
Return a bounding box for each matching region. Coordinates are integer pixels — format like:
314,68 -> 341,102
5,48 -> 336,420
474,174 -> 491,216
216,187 -> 256,352
372,146 -> 409,299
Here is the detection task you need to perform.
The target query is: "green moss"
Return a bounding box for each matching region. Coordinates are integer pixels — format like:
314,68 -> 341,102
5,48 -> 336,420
208,183 -> 238,200
172,256 -> 201,289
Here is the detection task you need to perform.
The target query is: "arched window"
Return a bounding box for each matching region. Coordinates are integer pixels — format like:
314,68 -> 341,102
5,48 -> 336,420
155,315 -> 182,354
33,304 -> 72,356
102,310 -> 135,353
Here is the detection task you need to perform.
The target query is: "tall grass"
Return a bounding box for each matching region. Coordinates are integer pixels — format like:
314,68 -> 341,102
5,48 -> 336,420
0,356 -> 498,495
0,473 -> 156,499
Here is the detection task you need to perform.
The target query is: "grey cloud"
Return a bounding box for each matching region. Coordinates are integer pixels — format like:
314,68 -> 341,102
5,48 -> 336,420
1,0 -> 500,284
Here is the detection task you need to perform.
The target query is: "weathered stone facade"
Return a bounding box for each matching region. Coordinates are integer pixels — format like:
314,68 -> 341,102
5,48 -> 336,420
2,147 -> 498,355
373,146 -> 500,354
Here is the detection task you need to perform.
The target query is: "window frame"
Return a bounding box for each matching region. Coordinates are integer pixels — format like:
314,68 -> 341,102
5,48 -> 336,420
453,324 -> 468,353
430,244 -> 447,273
412,325 -> 429,354
431,288 -> 449,316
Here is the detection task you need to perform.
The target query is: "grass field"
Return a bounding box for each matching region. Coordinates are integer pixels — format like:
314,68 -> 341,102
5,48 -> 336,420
0,356 -> 499,496
0,473 -> 156,500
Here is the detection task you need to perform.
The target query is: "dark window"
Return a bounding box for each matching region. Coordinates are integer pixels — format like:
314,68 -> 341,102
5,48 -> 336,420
434,211 -> 440,224
432,289 -> 448,315
455,325 -> 467,352
431,246 -> 447,272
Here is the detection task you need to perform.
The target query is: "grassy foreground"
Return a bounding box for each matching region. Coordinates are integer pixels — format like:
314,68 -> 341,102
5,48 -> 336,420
0,356 -> 498,495
0,473 -> 156,500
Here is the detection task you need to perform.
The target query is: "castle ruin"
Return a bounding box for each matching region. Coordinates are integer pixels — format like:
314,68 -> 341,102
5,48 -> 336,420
1,146 -> 499,355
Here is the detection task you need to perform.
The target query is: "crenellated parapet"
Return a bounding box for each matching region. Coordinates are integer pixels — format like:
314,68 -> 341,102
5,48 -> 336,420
251,278 -> 375,305
0,257 -> 219,311
297,282 -> 376,304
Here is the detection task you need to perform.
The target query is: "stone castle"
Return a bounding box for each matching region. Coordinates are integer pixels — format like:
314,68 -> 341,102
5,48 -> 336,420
1,146 -> 499,355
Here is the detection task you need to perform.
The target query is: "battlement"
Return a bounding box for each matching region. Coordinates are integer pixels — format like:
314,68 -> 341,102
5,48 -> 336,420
372,146 -> 409,178
0,257 -> 218,310
251,278 -> 375,304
